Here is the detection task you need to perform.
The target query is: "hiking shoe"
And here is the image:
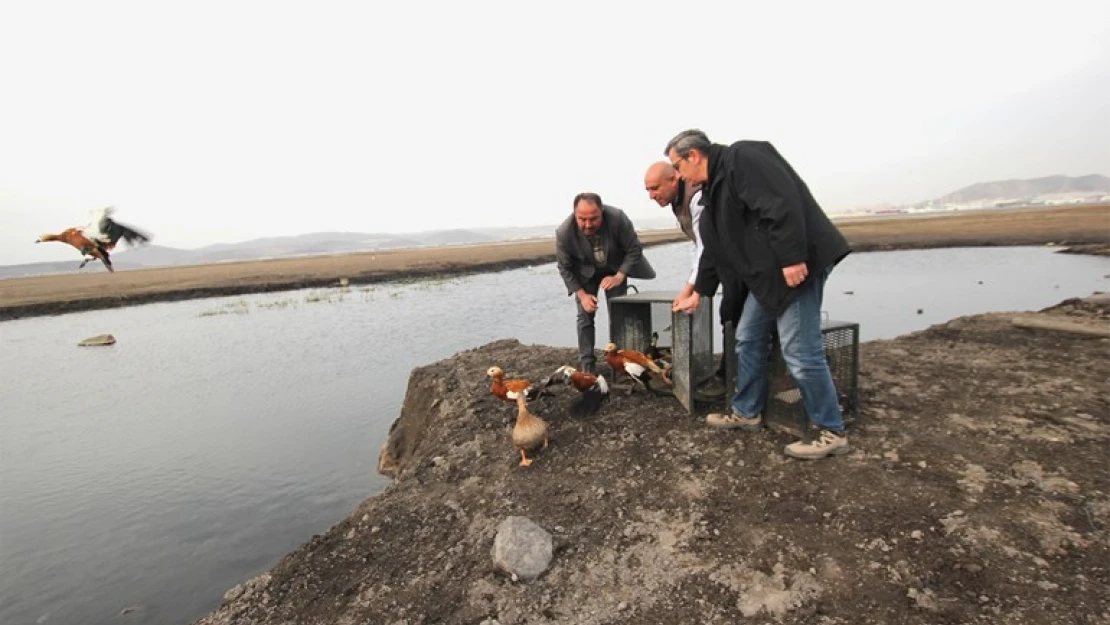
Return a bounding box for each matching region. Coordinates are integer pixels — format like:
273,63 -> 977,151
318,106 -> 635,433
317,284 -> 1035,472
705,411 -> 762,430
784,430 -> 850,460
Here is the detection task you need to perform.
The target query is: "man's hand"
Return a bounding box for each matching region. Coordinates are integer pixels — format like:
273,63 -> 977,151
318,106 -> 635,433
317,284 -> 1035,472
577,290 -> 598,313
672,291 -> 701,313
782,262 -> 808,288
671,283 -> 695,310
599,272 -> 626,291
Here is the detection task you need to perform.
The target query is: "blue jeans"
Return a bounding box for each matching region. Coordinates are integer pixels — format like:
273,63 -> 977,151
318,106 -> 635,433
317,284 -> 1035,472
732,268 -> 844,432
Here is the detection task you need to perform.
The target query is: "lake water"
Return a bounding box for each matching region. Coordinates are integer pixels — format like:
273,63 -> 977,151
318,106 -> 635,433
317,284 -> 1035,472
0,245 -> 1106,625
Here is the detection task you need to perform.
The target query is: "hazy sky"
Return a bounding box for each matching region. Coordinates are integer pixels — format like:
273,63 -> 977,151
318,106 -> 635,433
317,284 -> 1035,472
2,0 -> 1108,265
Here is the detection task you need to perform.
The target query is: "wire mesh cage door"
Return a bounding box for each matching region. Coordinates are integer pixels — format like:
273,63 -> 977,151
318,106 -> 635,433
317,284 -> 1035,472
764,320 -> 860,436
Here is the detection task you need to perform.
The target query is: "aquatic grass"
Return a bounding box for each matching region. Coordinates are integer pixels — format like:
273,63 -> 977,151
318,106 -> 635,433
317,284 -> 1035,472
198,300 -> 251,317
304,289 -> 348,304
256,298 -> 298,310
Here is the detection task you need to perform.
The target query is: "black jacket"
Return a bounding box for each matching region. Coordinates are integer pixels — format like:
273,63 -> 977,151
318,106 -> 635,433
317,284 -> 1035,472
693,141 -> 851,316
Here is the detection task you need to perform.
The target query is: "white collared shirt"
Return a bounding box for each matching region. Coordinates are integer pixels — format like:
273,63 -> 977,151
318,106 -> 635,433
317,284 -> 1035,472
687,190 -> 705,285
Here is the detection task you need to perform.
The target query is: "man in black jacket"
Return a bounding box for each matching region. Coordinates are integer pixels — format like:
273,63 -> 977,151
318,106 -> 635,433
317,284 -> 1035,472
556,192 -> 657,373
667,129 -> 852,460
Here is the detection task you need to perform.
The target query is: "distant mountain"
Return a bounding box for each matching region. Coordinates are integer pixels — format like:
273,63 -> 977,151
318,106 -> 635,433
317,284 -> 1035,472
934,174 -> 1110,205
417,229 -> 497,246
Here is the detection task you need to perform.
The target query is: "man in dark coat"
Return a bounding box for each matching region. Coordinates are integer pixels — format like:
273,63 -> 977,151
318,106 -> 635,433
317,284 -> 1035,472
667,129 -> 852,460
556,192 -> 657,373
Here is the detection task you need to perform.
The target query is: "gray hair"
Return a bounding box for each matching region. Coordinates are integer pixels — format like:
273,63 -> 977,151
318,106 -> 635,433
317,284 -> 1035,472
664,129 -> 711,158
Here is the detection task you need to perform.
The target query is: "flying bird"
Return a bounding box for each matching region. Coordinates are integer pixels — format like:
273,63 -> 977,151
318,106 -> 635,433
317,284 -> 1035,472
36,207 -> 152,272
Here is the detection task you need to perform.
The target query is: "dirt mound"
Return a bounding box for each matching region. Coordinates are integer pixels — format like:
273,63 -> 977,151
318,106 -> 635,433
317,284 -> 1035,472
194,298 -> 1110,625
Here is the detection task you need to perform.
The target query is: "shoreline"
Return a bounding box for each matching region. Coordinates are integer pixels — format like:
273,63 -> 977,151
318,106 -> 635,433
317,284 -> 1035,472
193,294 -> 1110,625
2,204 -> 1107,321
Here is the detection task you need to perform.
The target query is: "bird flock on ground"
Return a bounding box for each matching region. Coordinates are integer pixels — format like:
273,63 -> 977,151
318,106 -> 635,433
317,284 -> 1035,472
487,337 -> 674,467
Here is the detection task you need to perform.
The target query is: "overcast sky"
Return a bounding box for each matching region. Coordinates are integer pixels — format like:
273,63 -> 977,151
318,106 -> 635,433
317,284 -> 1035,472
1,0 -> 1108,265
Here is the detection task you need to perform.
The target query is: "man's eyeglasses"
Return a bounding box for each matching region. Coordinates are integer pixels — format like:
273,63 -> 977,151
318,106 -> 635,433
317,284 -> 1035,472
670,156 -> 686,169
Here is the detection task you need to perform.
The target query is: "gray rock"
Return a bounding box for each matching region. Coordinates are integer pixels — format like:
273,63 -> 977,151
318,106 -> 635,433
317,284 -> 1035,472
491,516 -> 553,581
78,333 -> 116,347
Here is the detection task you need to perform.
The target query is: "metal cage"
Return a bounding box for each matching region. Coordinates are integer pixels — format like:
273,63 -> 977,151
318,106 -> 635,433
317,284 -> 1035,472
609,290 -> 715,413
725,319 -> 860,435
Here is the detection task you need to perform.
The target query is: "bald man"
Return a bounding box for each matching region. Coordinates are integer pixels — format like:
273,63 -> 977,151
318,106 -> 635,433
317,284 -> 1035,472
645,162 -> 704,309
645,162 -> 741,398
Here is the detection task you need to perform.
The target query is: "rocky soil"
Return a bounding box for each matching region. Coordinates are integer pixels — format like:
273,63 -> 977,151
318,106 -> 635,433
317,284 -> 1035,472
191,294 -> 1110,625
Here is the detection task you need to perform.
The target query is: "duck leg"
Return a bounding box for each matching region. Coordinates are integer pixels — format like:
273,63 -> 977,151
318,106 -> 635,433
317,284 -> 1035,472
519,449 -> 533,467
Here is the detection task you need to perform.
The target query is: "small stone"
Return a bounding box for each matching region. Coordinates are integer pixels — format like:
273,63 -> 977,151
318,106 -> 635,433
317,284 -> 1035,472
371,526 -> 380,533
918,461 -> 927,468
910,530 -> 923,540
78,333 -> 116,347
617,602 -> 628,611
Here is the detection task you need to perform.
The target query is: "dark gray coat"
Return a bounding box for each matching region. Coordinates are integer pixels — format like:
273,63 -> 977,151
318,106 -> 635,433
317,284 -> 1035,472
555,204 -> 656,295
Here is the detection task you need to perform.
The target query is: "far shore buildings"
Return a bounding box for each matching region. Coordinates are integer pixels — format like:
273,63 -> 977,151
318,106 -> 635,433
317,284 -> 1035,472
868,192 -> 1110,216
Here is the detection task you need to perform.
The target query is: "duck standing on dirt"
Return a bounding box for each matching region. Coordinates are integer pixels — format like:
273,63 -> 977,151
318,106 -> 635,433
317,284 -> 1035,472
604,342 -> 672,395
487,366 -> 546,403
542,365 -> 610,417
512,394 -> 548,467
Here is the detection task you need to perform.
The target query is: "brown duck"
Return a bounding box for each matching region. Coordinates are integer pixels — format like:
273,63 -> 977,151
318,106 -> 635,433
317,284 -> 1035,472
512,393 -> 548,467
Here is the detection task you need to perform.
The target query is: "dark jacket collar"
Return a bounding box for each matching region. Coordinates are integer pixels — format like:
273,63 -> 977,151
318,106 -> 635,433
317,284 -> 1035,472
704,143 -> 727,197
